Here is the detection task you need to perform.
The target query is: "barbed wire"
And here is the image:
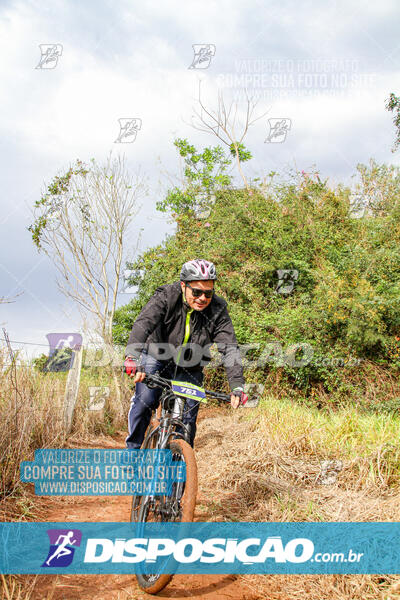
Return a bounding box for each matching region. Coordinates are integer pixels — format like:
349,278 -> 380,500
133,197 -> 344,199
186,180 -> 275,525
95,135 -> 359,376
0,338 -> 49,347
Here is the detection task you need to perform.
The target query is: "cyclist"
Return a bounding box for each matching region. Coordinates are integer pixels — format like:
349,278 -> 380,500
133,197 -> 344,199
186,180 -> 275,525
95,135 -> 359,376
124,258 -> 247,449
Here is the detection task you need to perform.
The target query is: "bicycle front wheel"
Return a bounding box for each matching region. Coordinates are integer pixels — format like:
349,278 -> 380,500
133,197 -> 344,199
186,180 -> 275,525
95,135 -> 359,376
135,438 -> 198,595
130,417 -> 160,523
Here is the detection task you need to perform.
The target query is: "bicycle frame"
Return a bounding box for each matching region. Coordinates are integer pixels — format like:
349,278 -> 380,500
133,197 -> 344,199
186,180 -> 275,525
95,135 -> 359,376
142,386 -> 192,450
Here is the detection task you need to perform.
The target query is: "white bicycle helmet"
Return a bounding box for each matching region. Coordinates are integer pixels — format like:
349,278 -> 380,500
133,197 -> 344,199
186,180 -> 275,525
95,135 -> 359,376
180,258 -> 217,281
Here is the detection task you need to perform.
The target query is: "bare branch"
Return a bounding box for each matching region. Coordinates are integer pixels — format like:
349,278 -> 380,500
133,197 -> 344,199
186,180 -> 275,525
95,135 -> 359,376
190,82 -> 270,190
0,292 -> 23,304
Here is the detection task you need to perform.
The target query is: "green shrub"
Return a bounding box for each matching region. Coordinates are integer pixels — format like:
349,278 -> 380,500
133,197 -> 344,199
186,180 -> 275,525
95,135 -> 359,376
113,144 -> 400,411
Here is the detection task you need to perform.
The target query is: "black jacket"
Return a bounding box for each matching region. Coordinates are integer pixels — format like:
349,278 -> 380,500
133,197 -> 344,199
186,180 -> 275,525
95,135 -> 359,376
126,281 -> 245,391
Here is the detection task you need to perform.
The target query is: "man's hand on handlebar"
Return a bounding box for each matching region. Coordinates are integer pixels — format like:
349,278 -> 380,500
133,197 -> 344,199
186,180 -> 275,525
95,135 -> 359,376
230,388 -> 248,409
123,357 -> 146,384
134,369 -> 146,384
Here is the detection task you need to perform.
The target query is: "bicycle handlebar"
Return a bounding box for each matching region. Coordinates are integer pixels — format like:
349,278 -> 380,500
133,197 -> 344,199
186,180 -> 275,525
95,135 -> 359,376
143,371 -> 232,403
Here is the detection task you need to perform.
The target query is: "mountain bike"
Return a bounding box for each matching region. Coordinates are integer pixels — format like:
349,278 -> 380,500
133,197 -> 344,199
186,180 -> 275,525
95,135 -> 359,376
130,371 -> 237,595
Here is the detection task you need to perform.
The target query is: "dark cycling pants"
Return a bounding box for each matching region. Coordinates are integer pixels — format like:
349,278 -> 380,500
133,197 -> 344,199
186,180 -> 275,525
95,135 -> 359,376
126,351 -> 204,449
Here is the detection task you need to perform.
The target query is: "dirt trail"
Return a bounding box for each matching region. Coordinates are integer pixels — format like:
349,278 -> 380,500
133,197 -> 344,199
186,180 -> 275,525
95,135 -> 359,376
29,407 -> 262,600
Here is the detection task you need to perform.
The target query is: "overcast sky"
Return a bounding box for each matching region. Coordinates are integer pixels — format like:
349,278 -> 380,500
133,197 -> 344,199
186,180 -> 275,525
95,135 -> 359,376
1,0 -> 399,360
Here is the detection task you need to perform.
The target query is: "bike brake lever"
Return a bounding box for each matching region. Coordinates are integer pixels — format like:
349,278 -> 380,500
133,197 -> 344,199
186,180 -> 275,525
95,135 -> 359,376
144,373 -> 172,389
143,373 -> 159,389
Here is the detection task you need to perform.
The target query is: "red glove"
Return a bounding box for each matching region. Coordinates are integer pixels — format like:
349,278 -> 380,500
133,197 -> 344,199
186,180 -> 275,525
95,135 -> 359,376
240,392 -> 249,406
124,357 -> 137,376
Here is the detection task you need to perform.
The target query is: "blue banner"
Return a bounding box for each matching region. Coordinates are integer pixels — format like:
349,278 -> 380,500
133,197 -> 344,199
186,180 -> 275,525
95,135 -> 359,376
1,522 -> 400,574
20,449 -> 185,496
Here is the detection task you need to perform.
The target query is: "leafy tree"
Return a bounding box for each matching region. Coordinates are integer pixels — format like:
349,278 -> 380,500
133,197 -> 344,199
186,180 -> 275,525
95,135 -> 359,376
352,158 -> 400,216
386,93 -> 400,152
156,138 -> 233,215
114,145 -> 400,407
28,155 -> 144,346
32,353 -> 49,372
28,155 -> 145,406
32,348 -> 73,373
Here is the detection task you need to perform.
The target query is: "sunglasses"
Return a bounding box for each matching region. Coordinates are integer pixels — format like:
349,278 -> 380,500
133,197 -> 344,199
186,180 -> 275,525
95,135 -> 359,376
185,282 -> 214,299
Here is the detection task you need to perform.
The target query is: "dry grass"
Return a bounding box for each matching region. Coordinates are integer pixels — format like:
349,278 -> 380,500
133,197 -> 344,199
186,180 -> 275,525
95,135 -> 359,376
240,573 -> 400,600
0,351 -> 133,599
2,352 -> 400,599
197,396 -> 400,522
195,395 -> 400,599
0,574 -> 41,600
0,354 -> 65,507
0,350 -> 129,511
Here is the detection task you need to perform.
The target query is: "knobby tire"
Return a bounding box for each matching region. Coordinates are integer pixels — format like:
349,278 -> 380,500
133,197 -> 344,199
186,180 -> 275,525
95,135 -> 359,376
135,438 -> 197,594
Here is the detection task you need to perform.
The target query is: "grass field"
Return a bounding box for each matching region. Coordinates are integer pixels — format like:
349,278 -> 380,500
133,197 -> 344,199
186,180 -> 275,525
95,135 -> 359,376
1,355 -> 400,599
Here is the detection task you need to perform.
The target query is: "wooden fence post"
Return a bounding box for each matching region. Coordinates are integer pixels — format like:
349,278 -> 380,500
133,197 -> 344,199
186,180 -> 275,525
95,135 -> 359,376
63,347 -> 83,434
